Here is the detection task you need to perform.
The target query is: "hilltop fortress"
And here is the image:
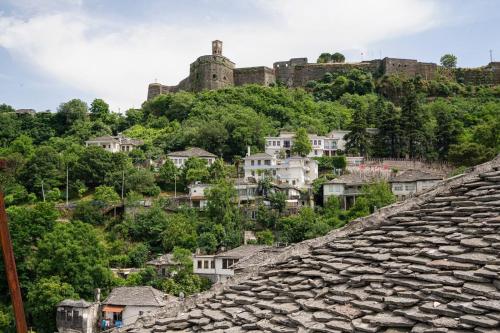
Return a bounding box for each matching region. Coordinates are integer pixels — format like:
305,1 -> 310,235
147,40 -> 500,100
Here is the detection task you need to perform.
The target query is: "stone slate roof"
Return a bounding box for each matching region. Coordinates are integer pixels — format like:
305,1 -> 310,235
147,253 -> 177,266
216,245 -> 269,259
57,299 -> 94,308
86,134 -> 143,146
121,157 -> 500,333
244,152 -> 274,160
168,148 -> 216,158
103,286 -> 167,307
327,173 -> 383,186
390,170 -> 442,183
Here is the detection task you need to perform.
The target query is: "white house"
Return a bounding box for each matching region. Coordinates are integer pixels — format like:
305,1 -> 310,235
85,134 -> 143,153
167,147 -> 217,168
187,182 -> 211,209
56,299 -> 99,333
193,245 -> 268,283
390,170 -> 442,201
243,153 -> 318,188
264,130 -> 349,158
101,286 -> 172,329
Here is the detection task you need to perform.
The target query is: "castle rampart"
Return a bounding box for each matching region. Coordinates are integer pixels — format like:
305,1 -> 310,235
147,41 -> 499,101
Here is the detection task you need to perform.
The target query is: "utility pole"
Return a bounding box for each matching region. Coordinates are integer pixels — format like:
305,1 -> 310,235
66,164 -> 69,207
0,160 -> 28,333
41,179 -> 45,202
174,168 -> 177,199
121,169 -> 125,201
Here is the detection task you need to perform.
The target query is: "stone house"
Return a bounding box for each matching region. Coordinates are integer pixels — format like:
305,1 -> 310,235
101,286 -> 170,329
323,174 -> 381,209
167,147 -> 216,168
146,253 -> 180,277
193,245 -> 269,283
56,299 -> 99,333
390,169 -> 442,200
85,134 -> 143,153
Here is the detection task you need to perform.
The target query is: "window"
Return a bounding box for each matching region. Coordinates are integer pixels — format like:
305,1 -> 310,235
258,160 -> 262,166
405,184 -> 416,191
161,268 -> 166,276
272,141 -> 276,146
394,185 -> 403,191
212,74 -> 217,79
204,260 -> 209,269
251,160 -> 254,166
251,171 -> 255,176
102,145 -> 106,148
318,140 -> 322,145
267,141 -> 271,146
314,140 -> 317,145
211,260 -> 215,269
197,260 -> 202,269
277,141 -> 281,146
264,160 -> 271,166
222,258 -> 239,269
314,150 -> 318,155
273,170 -> 276,175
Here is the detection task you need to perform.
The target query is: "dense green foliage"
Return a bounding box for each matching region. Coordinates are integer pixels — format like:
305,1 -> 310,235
0,70 -> 498,332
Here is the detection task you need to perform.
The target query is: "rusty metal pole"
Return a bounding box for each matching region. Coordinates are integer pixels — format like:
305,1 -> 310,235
0,160 -> 28,333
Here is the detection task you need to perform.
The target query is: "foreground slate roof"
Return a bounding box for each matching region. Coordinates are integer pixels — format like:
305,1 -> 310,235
121,157 -> 500,333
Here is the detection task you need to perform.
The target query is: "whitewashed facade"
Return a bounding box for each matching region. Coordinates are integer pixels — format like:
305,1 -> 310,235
243,153 -> 318,188
85,134 -> 143,153
193,245 -> 268,283
264,130 -> 349,158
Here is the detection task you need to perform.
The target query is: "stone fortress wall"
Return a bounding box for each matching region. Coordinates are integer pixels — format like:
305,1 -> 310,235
147,40 -> 500,100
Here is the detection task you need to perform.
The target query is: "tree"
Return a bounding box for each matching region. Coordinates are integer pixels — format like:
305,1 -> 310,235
448,142 -> 495,167
197,232 -> 218,254
27,277 -> 78,333
400,80 -> 430,158
256,230 -> 274,245
373,100 -> 402,157
161,214 -> 198,252
35,221 -> 113,298
317,53 -> 332,63
433,102 -> 462,159
73,200 -> 106,225
159,158 -> 178,185
89,98 -> 110,121
331,52 -> 345,63
208,158 -> 227,182
440,54 -> 457,69
345,107 -> 370,156
183,157 -> 209,184
160,247 -> 211,296
291,128 -> 312,157
55,99 -> 88,134
268,191 -> 287,215
94,185 -> 120,206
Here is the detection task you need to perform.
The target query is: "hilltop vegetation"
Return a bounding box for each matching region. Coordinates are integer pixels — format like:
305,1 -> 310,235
0,70 -> 499,332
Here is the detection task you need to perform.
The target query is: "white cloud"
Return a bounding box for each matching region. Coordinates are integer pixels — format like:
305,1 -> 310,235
0,0 -> 443,111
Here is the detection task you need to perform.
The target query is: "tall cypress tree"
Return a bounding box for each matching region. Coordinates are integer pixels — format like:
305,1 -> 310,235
345,107 -> 370,156
400,80 -> 428,158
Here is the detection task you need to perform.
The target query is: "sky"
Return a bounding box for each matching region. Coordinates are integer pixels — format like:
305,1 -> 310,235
0,0 -> 499,112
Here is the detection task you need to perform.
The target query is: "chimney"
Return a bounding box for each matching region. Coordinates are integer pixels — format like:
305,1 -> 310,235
95,288 -> 101,303
247,146 -> 251,157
